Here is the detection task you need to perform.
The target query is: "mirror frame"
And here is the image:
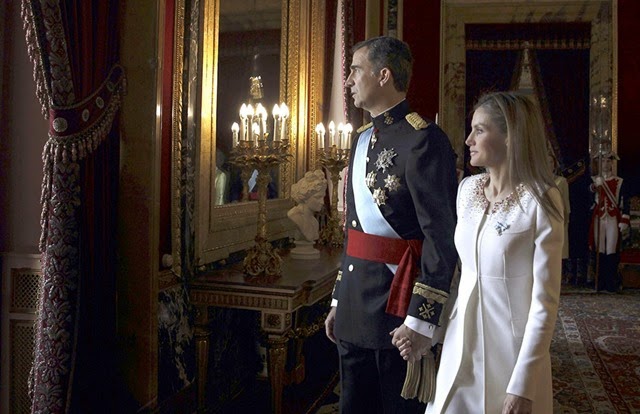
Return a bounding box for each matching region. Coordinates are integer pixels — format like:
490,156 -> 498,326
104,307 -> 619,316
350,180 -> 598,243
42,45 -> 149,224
172,0 -> 327,266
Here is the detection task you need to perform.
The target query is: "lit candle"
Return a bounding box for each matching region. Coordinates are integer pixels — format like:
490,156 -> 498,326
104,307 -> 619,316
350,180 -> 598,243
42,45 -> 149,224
315,123 -> 325,149
256,103 -> 267,140
231,122 -> 239,147
239,103 -> 248,141
337,122 -> 344,149
328,121 -> 336,147
280,103 -> 289,141
252,122 -> 260,146
344,123 -> 353,149
272,104 -> 280,141
247,104 -> 255,129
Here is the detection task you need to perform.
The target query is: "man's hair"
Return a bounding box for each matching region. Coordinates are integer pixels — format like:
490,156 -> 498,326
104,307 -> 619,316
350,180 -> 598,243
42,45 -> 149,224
352,36 -> 413,92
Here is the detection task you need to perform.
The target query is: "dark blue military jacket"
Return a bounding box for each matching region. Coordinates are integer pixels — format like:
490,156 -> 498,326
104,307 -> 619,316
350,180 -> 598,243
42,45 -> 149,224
332,100 -> 458,349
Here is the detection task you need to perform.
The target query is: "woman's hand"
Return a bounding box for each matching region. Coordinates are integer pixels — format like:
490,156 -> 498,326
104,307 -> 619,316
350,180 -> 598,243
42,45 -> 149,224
502,394 -> 532,414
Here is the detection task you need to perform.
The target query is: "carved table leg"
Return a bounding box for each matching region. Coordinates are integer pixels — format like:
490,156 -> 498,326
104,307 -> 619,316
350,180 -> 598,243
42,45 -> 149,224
267,336 -> 288,414
194,305 -> 210,413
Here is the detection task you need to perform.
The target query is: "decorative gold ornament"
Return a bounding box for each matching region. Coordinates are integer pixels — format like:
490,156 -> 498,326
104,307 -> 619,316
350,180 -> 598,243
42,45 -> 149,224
229,138 -> 292,278
318,145 -> 350,247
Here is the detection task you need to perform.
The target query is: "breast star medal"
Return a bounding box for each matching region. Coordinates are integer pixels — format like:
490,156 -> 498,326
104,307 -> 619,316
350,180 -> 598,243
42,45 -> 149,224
365,171 -> 377,189
384,174 -> 401,192
375,148 -> 397,173
372,187 -> 388,206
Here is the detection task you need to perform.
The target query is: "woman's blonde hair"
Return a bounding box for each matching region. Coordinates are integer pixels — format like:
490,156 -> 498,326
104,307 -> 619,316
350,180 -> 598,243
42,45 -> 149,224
473,91 -> 562,220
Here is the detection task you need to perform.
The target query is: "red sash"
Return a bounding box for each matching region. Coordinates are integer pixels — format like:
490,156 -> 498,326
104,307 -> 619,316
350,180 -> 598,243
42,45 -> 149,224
346,228 -> 422,317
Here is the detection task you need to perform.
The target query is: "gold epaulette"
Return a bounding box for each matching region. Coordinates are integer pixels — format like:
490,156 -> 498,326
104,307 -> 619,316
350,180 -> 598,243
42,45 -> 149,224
357,122 -> 373,133
406,112 -> 430,130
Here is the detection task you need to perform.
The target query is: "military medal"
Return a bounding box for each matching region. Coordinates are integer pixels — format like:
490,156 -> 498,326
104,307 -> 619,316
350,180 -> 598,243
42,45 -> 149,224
365,171 -> 377,189
372,187 -> 388,206
375,148 -> 397,173
384,174 -> 401,192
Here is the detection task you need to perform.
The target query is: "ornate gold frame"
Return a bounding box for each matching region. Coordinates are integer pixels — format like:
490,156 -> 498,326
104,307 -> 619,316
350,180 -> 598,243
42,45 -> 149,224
439,0 -> 614,165
171,0 -> 327,267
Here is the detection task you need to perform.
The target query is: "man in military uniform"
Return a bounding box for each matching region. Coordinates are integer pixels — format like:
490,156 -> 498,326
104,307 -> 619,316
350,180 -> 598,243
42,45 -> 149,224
324,36 -> 458,413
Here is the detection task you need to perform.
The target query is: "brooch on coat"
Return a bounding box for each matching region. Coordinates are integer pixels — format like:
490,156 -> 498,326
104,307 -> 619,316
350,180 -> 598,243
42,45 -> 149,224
494,221 -> 510,236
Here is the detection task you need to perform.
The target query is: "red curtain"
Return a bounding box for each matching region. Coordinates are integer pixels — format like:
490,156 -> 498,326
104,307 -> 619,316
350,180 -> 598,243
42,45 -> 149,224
21,1 -> 124,412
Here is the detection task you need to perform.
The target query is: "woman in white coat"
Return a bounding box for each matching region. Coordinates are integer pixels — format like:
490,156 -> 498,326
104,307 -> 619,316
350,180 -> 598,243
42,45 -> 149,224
401,92 -> 564,413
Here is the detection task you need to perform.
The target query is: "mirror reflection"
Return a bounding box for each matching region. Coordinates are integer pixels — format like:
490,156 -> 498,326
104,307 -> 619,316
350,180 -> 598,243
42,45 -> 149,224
216,0 -> 282,204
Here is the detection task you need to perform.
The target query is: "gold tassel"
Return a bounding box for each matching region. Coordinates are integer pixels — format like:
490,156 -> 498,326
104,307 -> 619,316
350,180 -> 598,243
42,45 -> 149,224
401,350 -> 436,403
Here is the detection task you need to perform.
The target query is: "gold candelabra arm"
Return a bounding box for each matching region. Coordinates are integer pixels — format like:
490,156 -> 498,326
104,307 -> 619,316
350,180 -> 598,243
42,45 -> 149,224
318,147 -> 350,247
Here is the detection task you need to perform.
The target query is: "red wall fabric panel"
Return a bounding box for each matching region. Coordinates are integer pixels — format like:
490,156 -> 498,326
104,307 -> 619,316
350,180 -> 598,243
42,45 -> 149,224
618,0 -> 640,195
403,0 -> 440,122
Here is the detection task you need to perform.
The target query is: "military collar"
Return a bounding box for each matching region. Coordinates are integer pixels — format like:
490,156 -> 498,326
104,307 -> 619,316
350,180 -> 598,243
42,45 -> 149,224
372,100 -> 410,131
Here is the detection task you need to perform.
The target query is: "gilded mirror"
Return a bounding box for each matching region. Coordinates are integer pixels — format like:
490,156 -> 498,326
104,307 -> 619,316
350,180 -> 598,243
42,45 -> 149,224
173,0 -> 327,266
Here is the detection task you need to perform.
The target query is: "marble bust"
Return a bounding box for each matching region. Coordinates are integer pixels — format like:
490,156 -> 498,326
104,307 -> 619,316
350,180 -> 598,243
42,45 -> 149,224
287,169 -> 327,259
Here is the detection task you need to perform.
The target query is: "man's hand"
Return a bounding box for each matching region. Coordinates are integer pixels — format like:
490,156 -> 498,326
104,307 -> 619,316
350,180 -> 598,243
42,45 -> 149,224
325,306 -> 337,343
502,394 -> 532,414
390,324 -> 432,362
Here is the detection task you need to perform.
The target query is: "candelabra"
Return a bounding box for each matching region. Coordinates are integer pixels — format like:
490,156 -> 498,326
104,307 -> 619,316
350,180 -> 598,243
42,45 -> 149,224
229,102 -> 291,278
229,139 -> 291,277
315,121 -> 353,247
318,147 -> 350,246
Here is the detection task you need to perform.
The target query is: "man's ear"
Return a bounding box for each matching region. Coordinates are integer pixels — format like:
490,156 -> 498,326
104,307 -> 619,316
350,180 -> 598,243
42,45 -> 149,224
379,67 -> 392,87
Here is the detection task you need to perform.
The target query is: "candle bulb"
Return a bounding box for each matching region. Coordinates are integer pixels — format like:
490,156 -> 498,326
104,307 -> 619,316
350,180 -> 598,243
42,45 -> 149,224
247,104 -> 255,129
252,122 -> 260,146
239,103 -> 248,141
337,122 -> 344,149
328,121 -> 336,147
435,112 -> 439,125
316,123 -> 325,149
272,104 -> 280,141
280,103 -> 289,141
231,122 -> 239,147
255,103 -> 267,140
345,123 -> 353,149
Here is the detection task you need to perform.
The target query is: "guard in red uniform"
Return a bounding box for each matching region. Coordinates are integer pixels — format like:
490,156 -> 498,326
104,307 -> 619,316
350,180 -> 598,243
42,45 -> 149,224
589,152 -> 630,292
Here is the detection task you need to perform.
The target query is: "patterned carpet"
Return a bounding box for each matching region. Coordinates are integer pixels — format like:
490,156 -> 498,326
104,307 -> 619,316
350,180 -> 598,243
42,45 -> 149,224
311,290 -> 640,414
552,291 -> 640,413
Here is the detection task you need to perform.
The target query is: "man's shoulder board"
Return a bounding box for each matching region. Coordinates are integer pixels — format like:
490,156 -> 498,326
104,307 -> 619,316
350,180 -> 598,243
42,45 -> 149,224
357,122 -> 373,133
406,112 -> 430,130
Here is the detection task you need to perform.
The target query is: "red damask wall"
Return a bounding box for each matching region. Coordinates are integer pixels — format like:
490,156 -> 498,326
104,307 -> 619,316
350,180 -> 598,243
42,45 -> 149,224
617,0 -> 640,194
403,0 -> 440,122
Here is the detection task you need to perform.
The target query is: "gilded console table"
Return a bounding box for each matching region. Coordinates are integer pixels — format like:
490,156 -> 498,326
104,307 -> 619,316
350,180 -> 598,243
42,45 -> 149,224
189,248 -> 341,414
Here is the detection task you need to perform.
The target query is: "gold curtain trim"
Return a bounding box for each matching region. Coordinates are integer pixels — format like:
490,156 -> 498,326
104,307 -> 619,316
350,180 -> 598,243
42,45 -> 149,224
21,0 -> 49,118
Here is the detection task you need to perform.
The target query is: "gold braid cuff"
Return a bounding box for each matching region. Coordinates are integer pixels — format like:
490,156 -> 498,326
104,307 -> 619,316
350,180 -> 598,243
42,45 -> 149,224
413,282 -> 448,304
